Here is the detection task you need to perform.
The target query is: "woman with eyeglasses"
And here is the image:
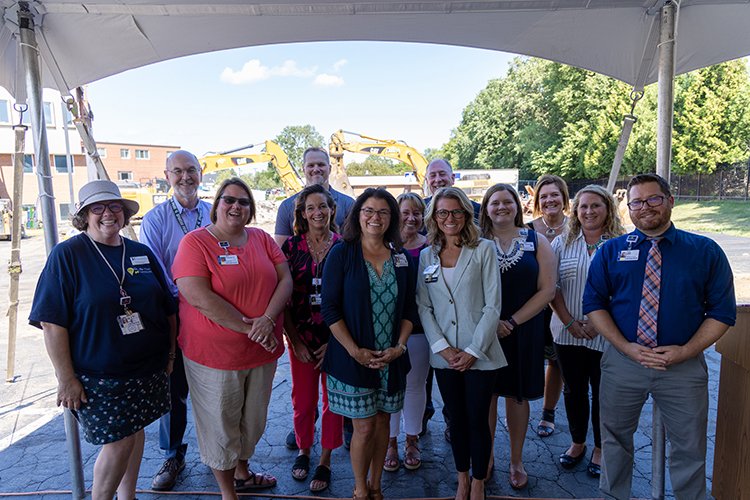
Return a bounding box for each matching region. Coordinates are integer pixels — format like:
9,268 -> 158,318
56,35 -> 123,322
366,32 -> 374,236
549,185 -> 625,477
172,178 -> 292,499
384,193 -> 429,472
30,180 -> 175,500
416,187 -> 505,500
281,184 -> 343,493
480,183 -> 556,490
321,187 -> 416,500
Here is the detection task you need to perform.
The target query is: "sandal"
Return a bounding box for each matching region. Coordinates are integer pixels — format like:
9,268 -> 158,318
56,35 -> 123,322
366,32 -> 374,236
509,465 -> 528,490
369,488 -> 384,500
403,435 -> 421,470
309,464 -> 331,493
234,471 -> 277,491
292,454 -> 310,481
537,408 -> 555,437
383,440 -> 399,472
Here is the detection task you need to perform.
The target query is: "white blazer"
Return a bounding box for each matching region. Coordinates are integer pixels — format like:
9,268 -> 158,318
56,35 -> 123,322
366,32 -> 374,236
416,238 -> 507,371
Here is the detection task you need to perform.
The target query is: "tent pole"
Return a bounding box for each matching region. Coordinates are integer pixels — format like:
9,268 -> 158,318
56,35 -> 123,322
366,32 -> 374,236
656,1 -> 677,182
18,5 -> 86,500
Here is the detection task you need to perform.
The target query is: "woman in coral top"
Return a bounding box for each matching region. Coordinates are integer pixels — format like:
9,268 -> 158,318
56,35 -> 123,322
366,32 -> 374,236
172,178 -> 292,500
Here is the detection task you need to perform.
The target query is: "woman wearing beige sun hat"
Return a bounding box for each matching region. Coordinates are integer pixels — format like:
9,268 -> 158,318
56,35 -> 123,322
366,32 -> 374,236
30,179 -> 176,500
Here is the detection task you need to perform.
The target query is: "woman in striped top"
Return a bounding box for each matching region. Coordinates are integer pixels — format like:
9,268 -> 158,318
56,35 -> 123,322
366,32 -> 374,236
549,184 -> 625,478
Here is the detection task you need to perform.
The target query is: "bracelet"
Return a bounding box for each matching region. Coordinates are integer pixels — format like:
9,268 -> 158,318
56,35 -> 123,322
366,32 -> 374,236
396,343 -> 407,353
564,319 -> 576,329
508,317 -> 519,328
168,352 -> 177,361
263,313 -> 276,328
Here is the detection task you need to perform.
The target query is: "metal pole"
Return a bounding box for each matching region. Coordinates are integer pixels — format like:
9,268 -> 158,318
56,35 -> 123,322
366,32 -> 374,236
652,405 -> 666,500
656,1 -> 677,181
6,125 -> 26,383
61,101 -> 76,215
18,5 -> 86,499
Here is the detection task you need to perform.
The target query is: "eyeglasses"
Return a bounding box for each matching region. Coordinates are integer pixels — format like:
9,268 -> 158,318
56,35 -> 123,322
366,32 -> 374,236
627,195 -> 666,210
435,209 -> 466,220
167,167 -> 200,176
360,208 -> 391,218
89,202 -> 124,215
220,196 -> 252,206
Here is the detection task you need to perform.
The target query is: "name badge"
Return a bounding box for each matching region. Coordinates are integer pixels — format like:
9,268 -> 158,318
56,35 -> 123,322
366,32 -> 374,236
309,293 -> 322,306
130,255 -> 149,265
523,242 -> 535,251
423,263 -> 439,283
393,254 -> 408,267
312,277 -> 322,286
218,254 -> 239,266
117,311 -> 144,335
618,250 -> 640,261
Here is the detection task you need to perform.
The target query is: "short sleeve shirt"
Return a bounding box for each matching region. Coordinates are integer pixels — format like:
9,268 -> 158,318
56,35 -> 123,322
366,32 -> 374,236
172,227 -> 287,370
29,233 -> 175,378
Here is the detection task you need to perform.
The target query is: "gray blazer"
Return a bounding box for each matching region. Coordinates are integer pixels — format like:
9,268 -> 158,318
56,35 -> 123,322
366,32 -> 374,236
416,238 -> 507,371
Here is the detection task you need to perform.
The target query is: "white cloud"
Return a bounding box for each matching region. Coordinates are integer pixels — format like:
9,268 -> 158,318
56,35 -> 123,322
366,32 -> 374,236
220,59 -> 316,85
333,59 -> 348,72
313,74 -> 345,87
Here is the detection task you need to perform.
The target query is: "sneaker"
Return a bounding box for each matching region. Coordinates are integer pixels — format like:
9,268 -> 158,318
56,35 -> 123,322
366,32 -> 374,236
286,429 -> 299,450
152,456 -> 185,491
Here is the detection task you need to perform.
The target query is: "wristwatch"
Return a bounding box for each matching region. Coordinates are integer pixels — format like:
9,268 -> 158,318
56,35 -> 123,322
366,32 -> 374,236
396,343 -> 408,353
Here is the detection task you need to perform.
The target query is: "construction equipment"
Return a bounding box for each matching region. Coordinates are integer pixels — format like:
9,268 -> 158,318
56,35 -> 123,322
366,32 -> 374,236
117,181 -> 170,220
200,141 -> 304,195
329,130 -> 428,195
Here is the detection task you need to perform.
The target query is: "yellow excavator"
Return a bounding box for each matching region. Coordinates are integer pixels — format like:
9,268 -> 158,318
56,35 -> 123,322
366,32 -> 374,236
329,130 -> 429,195
200,140 -> 304,195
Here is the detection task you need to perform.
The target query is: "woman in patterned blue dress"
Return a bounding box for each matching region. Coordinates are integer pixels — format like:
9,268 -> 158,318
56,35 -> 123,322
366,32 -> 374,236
321,187 -> 417,500
479,184 -> 557,490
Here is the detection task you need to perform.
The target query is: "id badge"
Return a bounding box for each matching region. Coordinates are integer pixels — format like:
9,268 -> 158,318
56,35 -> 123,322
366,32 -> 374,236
118,311 -> 145,335
523,242 -> 535,251
309,293 -> 322,306
312,277 -> 322,286
393,254 -> 408,267
130,255 -> 149,265
423,263 -> 439,283
618,250 -> 640,261
218,254 -> 239,266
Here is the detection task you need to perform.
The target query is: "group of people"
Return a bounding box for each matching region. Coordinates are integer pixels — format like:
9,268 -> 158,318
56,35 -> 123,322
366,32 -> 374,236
30,148 -> 736,500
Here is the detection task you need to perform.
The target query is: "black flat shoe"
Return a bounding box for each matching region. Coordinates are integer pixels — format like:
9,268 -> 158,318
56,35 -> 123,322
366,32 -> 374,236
587,458 -> 601,478
559,446 -> 587,469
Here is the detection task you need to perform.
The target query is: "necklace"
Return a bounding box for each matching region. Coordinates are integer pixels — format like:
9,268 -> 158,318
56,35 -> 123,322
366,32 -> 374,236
493,230 -> 527,273
585,234 -> 608,252
542,215 -> 567,237
308,232 -> 333,263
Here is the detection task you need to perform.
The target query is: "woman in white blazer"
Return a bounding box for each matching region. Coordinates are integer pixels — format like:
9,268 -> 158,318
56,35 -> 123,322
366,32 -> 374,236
416,187 -> 506,500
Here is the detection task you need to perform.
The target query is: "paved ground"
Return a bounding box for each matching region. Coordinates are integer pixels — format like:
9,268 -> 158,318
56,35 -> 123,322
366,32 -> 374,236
0,227 -> 745,499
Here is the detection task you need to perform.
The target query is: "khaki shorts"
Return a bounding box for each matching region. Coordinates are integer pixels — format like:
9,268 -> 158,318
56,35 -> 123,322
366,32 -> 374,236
184,356 -> 277,470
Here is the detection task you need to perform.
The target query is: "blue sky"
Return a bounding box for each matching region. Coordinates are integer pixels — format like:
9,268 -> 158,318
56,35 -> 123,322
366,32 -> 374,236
86,41 -> 516,158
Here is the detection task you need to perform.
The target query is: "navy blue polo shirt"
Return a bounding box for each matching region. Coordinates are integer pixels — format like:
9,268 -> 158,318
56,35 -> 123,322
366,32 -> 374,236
583,224 -> 736,346
30,233 -> 176,378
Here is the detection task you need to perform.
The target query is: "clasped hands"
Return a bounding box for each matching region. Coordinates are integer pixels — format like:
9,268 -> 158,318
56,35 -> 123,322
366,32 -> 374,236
242,315 -> 278,352
624,342 -> 689,370
439,347 -> 476,372
353,346 -> 402,369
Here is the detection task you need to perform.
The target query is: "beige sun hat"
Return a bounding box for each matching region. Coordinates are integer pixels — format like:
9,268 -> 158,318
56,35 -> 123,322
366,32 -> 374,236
75,180 -> 139,215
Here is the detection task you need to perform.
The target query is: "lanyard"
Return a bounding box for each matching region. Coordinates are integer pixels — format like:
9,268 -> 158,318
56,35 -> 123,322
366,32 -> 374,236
85,233 -> 132,310
169,198 -> 203,235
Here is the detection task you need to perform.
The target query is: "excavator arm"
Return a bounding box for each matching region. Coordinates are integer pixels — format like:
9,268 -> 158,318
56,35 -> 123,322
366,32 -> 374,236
199,141 -> 304,195
329,130 -> 428,194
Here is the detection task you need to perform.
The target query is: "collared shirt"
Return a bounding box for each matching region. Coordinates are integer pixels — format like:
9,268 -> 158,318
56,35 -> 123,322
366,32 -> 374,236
551,232 -> 606,351
274,187 -> 354,237
140,196 -> 212,297
583,224 -> 736,346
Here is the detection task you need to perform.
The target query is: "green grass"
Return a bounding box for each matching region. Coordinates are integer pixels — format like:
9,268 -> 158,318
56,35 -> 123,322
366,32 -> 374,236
671,200 -> 750,238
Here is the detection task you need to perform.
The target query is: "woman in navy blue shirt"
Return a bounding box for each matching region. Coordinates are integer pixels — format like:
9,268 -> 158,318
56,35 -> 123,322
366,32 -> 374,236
321,187 -> 416,500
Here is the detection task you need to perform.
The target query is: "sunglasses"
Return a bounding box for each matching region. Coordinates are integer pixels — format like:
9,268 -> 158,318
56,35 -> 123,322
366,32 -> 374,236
89,202 -> 124,215
220,195 -> 252,206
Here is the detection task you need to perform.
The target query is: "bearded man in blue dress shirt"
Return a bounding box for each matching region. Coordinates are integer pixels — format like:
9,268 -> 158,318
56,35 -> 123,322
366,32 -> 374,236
583,173 -> 736,500
141,150 -> 213,490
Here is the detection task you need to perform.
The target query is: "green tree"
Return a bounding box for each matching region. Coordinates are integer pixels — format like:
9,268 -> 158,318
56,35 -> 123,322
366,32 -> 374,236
273,125 -> 325,171
241,168 -> 282,190
213,168 -> 237,184
346,155 -> 411,176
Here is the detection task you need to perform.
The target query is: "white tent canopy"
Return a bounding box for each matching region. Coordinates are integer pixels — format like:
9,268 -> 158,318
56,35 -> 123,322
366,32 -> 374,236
2,0 -> 750,98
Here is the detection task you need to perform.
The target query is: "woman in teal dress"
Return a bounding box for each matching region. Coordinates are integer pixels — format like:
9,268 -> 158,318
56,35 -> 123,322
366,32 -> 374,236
322,187 -> 417,500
